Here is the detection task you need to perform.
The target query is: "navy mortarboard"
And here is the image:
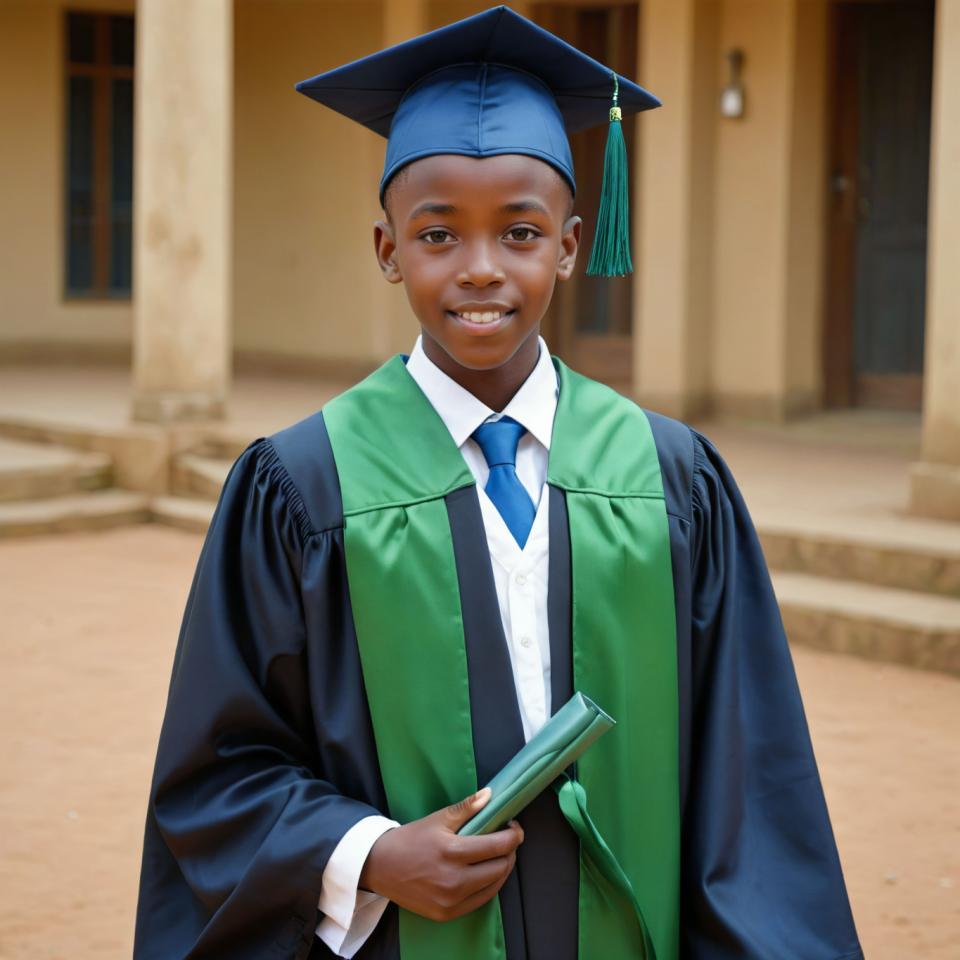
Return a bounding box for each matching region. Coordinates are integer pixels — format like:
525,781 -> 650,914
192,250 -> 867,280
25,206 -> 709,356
295,4 -> 661,276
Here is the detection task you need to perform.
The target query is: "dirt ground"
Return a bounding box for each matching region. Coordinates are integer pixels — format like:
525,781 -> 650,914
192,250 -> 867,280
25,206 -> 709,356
0,525 -> 957,959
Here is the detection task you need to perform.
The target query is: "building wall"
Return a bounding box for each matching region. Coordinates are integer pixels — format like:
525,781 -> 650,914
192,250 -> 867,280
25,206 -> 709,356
0,0 -> 922,425
232,0 -> 408,372
231,0 -> 501,374
712,1 -> 790,410
0,0 -> 506,372
430,0 -> 496,23
0,0 -> 135,359
710,0 -> 827,419
634,0 -> 720,420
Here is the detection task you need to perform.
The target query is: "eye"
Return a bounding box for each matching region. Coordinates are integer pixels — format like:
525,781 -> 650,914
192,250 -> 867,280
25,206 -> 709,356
421,228 -> 455,245
505,226 -> 539,242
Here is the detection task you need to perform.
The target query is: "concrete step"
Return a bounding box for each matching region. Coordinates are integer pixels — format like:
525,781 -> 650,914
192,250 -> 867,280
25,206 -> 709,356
0,413 -> 169,494
0,437 -> 112,501
197,432 -> 254,462
151,495 -> 215,534
171,453 -> 232,500
773,571 -> 960,677
757,509 -> 960,599
0,490 -> 150,538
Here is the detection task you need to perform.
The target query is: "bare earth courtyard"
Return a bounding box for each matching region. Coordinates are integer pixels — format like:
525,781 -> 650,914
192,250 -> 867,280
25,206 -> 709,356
0,525 -> 957,959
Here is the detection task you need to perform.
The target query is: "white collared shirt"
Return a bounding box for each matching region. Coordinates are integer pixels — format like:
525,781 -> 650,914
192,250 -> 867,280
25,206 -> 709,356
315,336 -> 558,957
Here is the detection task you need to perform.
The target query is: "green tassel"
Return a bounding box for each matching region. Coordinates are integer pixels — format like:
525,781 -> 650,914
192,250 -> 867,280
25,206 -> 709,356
586,73 -> 633,278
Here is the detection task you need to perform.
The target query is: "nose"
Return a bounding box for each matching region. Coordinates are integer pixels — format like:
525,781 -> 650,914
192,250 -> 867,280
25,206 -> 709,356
456,237 -> 506,287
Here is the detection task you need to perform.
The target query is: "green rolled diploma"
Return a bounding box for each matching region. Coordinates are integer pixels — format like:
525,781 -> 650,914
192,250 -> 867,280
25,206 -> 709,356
458,691 -> 615,837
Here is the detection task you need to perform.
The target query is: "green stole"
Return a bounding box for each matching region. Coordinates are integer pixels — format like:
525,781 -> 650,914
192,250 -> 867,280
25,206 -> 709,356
323,355 -> 680,960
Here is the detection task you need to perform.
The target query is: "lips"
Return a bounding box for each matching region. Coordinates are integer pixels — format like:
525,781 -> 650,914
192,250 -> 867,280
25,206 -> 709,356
452,309 -> 509,324
448,305 -> 516,327
444,306 -> 517,340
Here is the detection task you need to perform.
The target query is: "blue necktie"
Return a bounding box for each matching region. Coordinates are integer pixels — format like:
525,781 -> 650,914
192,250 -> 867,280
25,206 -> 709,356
472,416 -> 536,548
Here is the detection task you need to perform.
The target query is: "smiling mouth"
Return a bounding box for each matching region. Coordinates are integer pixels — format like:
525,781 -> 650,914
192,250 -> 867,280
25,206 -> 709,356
448,309 -> 515,325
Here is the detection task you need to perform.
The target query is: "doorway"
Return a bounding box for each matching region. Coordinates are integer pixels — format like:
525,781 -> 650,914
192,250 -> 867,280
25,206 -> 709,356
532,2 -> 638,391
824,0 -> 935,409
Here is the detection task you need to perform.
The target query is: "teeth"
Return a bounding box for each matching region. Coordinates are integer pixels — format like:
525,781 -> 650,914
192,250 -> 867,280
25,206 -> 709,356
458,311 -> 504,324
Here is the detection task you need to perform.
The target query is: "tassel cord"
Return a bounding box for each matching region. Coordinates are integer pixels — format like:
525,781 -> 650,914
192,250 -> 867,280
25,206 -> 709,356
586,72 -> 633,278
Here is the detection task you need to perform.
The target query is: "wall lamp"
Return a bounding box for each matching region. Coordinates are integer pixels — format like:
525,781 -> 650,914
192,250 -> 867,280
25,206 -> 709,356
720,48 -> 746,119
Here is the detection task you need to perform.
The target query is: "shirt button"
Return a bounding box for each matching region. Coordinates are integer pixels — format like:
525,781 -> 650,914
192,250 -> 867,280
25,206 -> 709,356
519,635 -> 532,648
515,573 -> 527,586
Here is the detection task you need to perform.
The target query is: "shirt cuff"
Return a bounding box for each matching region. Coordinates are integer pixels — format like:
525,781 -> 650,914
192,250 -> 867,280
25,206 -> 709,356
315,814 -> 399,957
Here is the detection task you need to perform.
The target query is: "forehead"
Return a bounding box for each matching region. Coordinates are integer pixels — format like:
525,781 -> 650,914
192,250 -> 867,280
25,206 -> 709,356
387,154 -> 570,215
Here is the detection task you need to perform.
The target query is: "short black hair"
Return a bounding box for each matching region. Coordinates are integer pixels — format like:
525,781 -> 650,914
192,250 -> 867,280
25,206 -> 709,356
381,159 -> 575,224
381,164 -> 412,224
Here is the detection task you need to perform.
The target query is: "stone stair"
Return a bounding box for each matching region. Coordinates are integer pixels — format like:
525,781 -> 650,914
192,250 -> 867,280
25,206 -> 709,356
152,447 -> 960,677
0,437 -> 149,537
758,510 -> 960,597
148,446 -> 232,533
0,430 -> 227,537
757,509 -> 960,677
170,450 -> 232,501
0,436 -> 111,501
773,571 -> 960,676
150,494 -> 215,534
3,422 -> 958,679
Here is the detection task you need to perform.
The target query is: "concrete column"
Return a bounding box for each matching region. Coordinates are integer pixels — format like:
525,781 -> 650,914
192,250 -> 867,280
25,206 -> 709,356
634,0 -> 717,419
910,0 -> 960,521
132,0 -> 232,422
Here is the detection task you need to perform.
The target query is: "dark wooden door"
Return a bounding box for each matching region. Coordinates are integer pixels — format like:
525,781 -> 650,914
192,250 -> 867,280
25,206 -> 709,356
825,0 -> 934,409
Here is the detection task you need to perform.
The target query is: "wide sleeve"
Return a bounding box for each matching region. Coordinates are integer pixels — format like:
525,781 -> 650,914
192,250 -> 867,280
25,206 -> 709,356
133,439 -> 385,960
681,432 -> 864,960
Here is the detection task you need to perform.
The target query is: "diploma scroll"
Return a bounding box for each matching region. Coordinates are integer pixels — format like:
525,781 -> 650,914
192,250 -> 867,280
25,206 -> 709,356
458,691 -> 615,836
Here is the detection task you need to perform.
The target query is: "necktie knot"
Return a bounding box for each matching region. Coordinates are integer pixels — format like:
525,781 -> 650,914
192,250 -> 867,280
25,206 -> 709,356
471,416 -> 526,469
471,416 -> 535,548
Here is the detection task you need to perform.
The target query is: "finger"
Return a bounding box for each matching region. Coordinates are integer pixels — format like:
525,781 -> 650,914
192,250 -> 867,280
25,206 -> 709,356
440,788 -> 491,831
456,851 -> 517,898
450,822 -> 524,864
447,866 -> 515,919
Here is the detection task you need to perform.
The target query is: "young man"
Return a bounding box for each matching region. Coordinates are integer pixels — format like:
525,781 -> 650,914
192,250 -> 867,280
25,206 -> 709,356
134,7 -> 863,959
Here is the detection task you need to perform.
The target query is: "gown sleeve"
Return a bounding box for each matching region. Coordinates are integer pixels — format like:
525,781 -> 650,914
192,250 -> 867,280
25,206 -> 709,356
681,432 -> 864,960
133,439 -> 385,960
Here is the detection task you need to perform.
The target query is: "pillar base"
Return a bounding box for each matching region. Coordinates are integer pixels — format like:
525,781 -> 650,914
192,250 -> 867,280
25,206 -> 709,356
909,461 -> 960,522
132,391 -> 226,424
634,390 -> 710,422
710,387 -> 818,423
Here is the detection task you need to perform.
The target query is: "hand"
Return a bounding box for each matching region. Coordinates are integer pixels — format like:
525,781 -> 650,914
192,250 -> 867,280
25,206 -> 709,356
358,787 -> 524,922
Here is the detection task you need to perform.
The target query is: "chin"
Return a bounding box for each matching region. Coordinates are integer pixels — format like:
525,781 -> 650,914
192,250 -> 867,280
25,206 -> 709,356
440,337 -> 521,372
447,319 -> 540,364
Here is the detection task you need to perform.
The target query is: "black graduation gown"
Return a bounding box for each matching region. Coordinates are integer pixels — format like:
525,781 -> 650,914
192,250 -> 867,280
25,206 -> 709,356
133,407 -> 864,960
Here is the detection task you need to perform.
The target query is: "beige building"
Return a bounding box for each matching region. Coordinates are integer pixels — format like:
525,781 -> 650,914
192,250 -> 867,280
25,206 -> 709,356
1,0 -> 958,519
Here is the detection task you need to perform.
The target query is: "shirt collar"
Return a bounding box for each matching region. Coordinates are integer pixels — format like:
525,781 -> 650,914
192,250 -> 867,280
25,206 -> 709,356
405,334 -> 558,450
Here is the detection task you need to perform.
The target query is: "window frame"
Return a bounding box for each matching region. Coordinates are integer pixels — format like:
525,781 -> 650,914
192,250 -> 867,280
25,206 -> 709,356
63,9 -> 135,301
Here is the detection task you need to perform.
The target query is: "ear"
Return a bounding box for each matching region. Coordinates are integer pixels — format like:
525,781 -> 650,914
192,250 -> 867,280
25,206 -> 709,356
557,216 -> 582,282
373,219 -> 403,284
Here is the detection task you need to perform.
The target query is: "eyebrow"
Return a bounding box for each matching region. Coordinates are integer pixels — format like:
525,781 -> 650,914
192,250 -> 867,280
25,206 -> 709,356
408,199 -> 551,219
499,200 -> 550,216
409,202 -> 456,219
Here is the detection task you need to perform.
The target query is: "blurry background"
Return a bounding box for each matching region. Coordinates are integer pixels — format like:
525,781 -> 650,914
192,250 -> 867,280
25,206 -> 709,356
0,0 -> 957,957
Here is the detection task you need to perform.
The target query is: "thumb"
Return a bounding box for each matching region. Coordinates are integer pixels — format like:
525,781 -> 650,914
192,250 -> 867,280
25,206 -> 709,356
441,787 -> 491,831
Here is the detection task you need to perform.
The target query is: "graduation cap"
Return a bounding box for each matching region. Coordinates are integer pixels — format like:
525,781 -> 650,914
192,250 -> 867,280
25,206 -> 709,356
295,4 -> 661,277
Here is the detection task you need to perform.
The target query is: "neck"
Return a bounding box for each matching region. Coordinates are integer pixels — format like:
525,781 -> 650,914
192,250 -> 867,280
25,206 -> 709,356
422,331 -> 540,411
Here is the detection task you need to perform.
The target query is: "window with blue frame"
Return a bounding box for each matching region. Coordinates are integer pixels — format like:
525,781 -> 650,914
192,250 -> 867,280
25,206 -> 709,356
65,11 -> 134,298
